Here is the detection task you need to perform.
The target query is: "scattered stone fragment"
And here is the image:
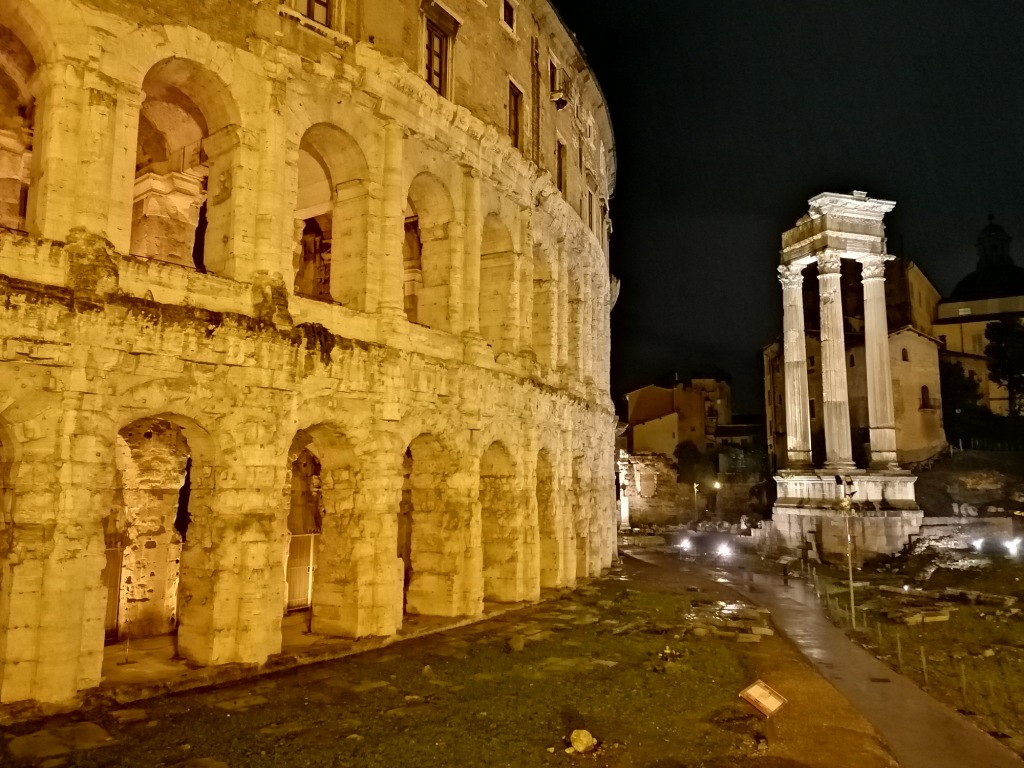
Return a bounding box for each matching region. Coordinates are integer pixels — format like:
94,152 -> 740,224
751,626 -> 775,636
506,634 -> 525,652
257,722 -> 308,739
570,729 -> 597,754
9,723 -> 116,761
736,634 -> 761,643
691,627 -> 709,637
214,695 -> 268,711
110,708 -> 148,724
350,681 -> 390,693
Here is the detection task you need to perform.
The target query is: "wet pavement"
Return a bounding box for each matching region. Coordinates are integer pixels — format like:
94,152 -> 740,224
727,565 -> 1024,768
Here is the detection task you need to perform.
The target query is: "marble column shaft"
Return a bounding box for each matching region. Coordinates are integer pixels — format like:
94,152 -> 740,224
817,251 -> 855,469
862,254 -> 898,468
778,263 -> 812,467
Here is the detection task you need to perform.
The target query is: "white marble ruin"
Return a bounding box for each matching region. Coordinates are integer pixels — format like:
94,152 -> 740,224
772,192 -> 924,560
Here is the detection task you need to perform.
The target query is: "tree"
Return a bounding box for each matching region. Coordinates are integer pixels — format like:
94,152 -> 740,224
984,318 -> 1024,419
673,440 -> 717,485
938,360 -> 986,442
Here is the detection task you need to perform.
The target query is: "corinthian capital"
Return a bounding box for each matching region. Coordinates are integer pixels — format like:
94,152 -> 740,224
860,253 -> 894,281
777,263 -> 804,289
817,250 -> 843,275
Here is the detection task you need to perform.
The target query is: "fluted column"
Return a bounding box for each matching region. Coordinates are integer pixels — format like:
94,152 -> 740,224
817,251 -> 855,469
862,254 -> 898,468
778,263 -> 812,468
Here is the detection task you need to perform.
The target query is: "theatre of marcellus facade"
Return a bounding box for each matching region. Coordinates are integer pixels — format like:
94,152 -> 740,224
0,0 -> 617,706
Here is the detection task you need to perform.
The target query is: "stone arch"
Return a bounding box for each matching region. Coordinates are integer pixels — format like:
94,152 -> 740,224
109,414 -> 214,645
532,241 -> 557,368
284,423 -> 363,636
480,213 -> 516,352
0,23 -> 37,232
480,440 -> 524,602
402,432 -> 466,617
405,172 -> 455,330
130,57 -> 242,275
293,123 -> 371,306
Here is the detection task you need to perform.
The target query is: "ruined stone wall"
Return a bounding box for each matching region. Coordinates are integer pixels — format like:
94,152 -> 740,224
0,0 -> 617,707
619,453 -> 689,528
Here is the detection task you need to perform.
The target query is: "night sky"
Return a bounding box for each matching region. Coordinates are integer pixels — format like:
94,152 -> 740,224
551,0 -> 1024,413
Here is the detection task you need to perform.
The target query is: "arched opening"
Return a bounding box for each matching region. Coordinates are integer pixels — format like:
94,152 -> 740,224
901,348 -> 909,362
108,418 -> 195,643
131,58 -> 240,274
480,441 -> 520,602
480,213 -> 516,352
286,426 -> 357,637
0,26 -> 36,232
284,443 -> 323,614
921,385 -> 932,409
403,434 -> 461,617
532,245 -> 556,368
293,124 -> 369,305
404,173 -> 455,331
537,449 -> 559,588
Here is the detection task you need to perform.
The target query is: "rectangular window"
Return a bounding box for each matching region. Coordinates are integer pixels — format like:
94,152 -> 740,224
293,0 -> 331,26
502,0 -> 515,30
425,20 -> 449,97
809,399 -> 816,419
508,81 -> 522,148
808,355 -> 815,372
555,139 -> 567,193
549,60 -> 560,92
588,190 -> 594,230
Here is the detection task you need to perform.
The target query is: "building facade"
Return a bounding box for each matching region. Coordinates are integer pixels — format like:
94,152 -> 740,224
934,217 -> 1024,416
0,0 -> 617,706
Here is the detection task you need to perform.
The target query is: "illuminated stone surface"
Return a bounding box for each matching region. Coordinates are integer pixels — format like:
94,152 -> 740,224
0,0 -> 616,706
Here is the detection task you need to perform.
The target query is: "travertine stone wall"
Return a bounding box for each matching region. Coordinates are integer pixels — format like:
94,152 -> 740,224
0,0 -> 616,707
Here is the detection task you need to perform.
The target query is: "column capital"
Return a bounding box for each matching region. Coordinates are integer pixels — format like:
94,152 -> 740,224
860,253 -> 894,281
777,263 -> 804,288
817,250 -> 843,274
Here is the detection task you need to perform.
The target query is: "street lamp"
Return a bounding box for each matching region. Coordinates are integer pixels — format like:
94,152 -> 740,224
693,482 -> 699,517
839,479 -> 858,630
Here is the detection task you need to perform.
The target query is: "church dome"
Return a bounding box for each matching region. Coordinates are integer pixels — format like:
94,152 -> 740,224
949,216 -> 1024,301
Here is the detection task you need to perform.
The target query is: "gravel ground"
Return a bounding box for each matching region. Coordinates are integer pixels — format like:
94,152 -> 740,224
5,563 -> 771,768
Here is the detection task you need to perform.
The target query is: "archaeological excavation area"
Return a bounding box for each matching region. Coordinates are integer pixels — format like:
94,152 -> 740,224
0,0 -> 617,707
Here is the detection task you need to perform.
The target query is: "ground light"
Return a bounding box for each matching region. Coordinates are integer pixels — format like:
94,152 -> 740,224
973,538 -> 984,552
679,539 -> 692,551
717,543 -> 732,558
1005,538 -> 1021,556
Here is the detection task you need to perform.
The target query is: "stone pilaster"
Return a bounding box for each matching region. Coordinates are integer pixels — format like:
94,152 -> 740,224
462,169 -> 482,334
377,122 -> 405,315
778,263 -> 813,468
862,254 -> 899,469
518,208 -> 534,353
556,239 -> 570,374
817,251 -> 855,470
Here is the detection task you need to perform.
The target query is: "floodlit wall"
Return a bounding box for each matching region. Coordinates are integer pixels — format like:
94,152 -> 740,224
0,0 -> 617,707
